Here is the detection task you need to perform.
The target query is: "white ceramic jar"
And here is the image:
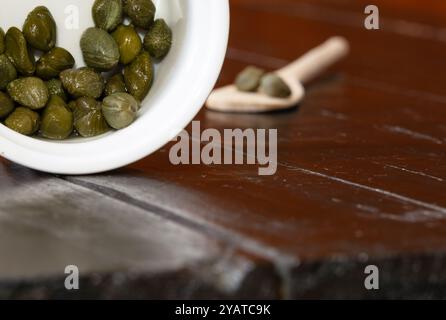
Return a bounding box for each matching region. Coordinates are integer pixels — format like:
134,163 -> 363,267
0,0 -> 230,174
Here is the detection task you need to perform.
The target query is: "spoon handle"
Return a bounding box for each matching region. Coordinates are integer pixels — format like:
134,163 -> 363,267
278,36 -> 350,83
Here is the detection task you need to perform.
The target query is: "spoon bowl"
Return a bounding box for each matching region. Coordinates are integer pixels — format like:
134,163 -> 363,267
206,81 -> 304,113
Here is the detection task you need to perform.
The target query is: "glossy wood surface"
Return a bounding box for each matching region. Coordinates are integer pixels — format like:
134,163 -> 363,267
1,0 -> 446,299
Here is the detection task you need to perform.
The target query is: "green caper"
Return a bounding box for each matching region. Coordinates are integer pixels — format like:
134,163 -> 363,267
36,47 -> 75,80
259,73 -> 292,98
93,0 -> 123,32
60,67 -> 105,99
7,77 -> 49,110
0,54 -> 17,90
72,97 -> 110,137
80,27 -> 120,71
143,19 -> 172,60
46,79 -> 68,102
112,24 -> 142,65
0,28 -> 5,54
67,100 -> 77,111
124,0 -> 156,29
105,73 -> 127,96
0,91 -> 15,119
124,51 -> 153,101
4,107 -> 40,136
23,6 -> 57,52
40,95 -> 73,140
5,27 -> 35,76
235,66 -> 265,92
102,92 -> 140,129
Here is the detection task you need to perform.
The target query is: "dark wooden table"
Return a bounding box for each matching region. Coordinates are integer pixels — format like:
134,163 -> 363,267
1,0 -> 446,299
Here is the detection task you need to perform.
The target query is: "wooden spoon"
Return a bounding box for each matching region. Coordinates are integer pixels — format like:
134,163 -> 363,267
206,36 -> 350,113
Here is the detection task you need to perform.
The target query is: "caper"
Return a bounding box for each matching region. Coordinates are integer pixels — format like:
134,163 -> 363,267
60,67 -> 105,99
112,24 -> 142,65
4,107 -> 40,136
0,91 -> 15,119
67,100 -> 77,111
93,0 -> 123,32
36,47 -> 75,80
7,77 -> 49,110
40,95 -> 73,140
46,79 -> 68,102
124,51 -> 153,101
0,1 -> 171,140
23,6 -> 57,52
143,19 -> 172,60
105,73 -> 127,96
124,0 -> 156,29
80,27 -> 120,71
235,66 -> 265,92
259,73 -> 292,98
102,92 -> 140,129
5,27 -> 35,76
0,54 -> 17,90
72,97 -> 110,137
0,28 -> 5,54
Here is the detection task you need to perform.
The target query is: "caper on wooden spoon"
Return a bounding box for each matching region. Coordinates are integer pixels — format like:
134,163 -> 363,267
206,37 -> 349,113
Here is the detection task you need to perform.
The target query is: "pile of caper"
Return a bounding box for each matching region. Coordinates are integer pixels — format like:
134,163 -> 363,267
0,0 -> 172,140
234,66 -> 291,98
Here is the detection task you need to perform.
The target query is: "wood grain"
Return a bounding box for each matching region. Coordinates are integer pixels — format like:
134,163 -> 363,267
1,0 -> 446,299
